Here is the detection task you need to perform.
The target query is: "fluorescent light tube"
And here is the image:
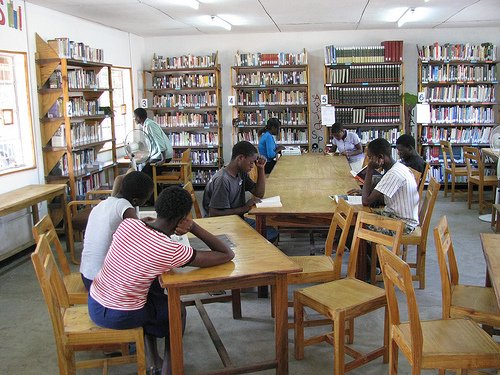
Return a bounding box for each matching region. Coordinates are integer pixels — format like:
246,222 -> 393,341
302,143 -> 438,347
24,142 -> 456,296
397,7 -> 415,27
168,0 -> 200,9
211,15 -> 232,31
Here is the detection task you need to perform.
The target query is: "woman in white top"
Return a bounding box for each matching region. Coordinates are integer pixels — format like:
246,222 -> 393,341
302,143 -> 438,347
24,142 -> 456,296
328,123 -> 364,172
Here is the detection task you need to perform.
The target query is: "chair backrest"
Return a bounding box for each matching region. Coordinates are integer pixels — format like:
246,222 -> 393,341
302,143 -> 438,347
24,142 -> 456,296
408,167 -> 422,187
325,199 -> 355,279
464,146 -> 484,180
183,181 -> 202,219
181,148 -> 192,182
419,162 -> 430,199
347,211 -> 404,278
377,245 -> 423,366
32,215 -> 71,276
31,234 -> 71,373
440,140 -> 455,170
85,189 -> 112,200
433,216 -> 460,319
418,177 -> 441,240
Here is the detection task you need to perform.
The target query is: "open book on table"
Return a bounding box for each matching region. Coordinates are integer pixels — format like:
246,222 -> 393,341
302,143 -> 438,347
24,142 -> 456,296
256,196 -> 282,208
329,194 -> 363,205
350,165 -> 382,184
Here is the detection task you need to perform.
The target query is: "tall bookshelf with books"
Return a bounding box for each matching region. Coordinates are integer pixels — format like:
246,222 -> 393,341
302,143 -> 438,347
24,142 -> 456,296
143,53 -> 222,187
323,41 -> 404,158
231,50 -> 310,152
417,42 -> 498,183
35,33 -> 117,223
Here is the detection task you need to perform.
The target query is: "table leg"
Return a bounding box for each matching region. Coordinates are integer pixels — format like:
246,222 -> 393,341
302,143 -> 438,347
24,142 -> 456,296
31,204 -> 39,225
167,287 -> 184,375
256,214 -> 269,298
274,274 -> 289,375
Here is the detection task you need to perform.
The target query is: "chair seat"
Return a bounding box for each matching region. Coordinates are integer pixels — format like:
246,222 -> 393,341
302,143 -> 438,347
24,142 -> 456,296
297,278 -> 386,320
469,175 -> 498,185
64,273 -> 88,305
395,319 -> 500,369
401,226 -> 422,245
288,255 -> 336,284
451,285 -> 500,326
71,207 -> 92,231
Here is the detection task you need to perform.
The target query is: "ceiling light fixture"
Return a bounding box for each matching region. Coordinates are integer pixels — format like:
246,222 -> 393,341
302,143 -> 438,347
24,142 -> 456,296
397,7 -> 415,27
211,15 -> 232,31
169,0 -> 200,9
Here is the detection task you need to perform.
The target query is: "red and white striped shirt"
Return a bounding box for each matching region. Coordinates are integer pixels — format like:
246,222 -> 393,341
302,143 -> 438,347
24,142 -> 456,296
90,218 -> 194,310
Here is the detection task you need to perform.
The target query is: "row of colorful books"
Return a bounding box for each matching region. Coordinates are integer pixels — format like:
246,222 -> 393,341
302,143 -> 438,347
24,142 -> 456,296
153,113 -> 219,128
421,64 -> 497,83
75,172 -> 110,198
235,71 -> 307,86
358,128 -> 401,145
235,129 -> 308,145
152,73 -> 216,90
190,150 -> 218,166
325,45 -> 386,65
192,169 -> 216,185
48,37 -> 104,63
327,86 -> 400,105
51,123 -> 104,147
151,53 -> 218,70
335,106 -> 401,125
326,64 -> 401,84
235,51 -> 307,67
421,126 -> 492,144
168,131 -> 219,147
417,43 -> 497,62
152,93 -> 218,108
68,98 -> 101,117
234,109 -> 307,127
429,106 -> 495,124
236,90 -> 307,106
422,85 -> 496,103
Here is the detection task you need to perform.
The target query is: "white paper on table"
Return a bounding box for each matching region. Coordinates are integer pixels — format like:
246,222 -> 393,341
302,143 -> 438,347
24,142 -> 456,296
416,104 -> 431,124
256,196 -> 282,208
321,105 -> 335,126
330,194 -> 363,205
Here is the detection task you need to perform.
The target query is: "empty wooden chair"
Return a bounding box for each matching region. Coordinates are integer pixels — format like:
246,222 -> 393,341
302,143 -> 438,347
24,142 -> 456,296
434,215 -> 500,328
464,146 -> 497,214
31,234 -> 146,375
294,212 -> 404,375
377,244 -> 500,374
440,140 -> 468,201
32,215 -> 87,305
152,148 -> 192,201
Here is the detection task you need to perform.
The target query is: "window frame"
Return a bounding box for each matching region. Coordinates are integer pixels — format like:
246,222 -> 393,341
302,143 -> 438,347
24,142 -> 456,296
0,49 -> 36,176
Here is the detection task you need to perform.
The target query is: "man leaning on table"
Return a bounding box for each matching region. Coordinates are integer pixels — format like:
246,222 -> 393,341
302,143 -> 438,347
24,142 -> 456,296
348,137 -> 419,234
202,140 -> 278,242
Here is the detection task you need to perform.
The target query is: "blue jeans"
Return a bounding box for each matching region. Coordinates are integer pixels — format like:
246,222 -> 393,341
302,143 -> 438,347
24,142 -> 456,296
244,217 -> 278,243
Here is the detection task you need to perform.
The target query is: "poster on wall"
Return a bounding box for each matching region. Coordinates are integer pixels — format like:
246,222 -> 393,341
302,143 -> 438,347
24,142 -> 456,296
0,0 -> 23,31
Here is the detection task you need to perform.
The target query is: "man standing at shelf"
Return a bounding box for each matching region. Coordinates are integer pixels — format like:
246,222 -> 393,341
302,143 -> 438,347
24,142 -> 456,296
396,134 -> 426,174
203,140 -> 278,242
133,108 -> 173,176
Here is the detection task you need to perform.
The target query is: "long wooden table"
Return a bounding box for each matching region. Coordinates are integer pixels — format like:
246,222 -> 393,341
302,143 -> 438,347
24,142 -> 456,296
0,184 -> 67,261
159,215 -> 301,375
481,232 -> 500,306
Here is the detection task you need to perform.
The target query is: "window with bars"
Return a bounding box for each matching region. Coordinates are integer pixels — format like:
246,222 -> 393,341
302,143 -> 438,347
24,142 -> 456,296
0,51 -> 35,174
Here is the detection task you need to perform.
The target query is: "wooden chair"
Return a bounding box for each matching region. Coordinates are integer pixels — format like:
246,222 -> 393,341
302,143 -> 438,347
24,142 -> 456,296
371,177 -> 441,289
32,215 -> 87,305
440,140 -> 468,201
464,146 -> 498,214
434,215 -> 500,328
31,234 -> 147,375
294,212 -> 404,375
418,162 -> 430,201
183,181 -> 202,219
377,244 -> 500,374
152,148 -> 192,201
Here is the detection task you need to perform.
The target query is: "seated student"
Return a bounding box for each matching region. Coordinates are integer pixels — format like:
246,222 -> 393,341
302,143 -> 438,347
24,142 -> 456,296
258,118 -> 285,174
203,140 -> 278,242
80,171 -> 154,290
89,186 -> 234,374
396,134 -> 426,174
327,122 -> 364,172
348,138 -> 419,234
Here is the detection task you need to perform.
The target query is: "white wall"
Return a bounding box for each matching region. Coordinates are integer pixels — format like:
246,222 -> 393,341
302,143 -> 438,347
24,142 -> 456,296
143,27 -> 500,162
0,2 -> 144,257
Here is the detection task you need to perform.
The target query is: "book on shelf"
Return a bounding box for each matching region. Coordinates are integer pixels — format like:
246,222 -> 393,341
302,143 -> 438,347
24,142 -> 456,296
151,52 -> 218,70
235,50 -> 307,67
256,196 -> 282,208
152,73 -> 216,90
51,124 -> 66,147
281,146 -> 301,156
417,42 -> 497,62
350,165 -> 382,184
380,41 -> 403,62
47,37 -> 104,62
329,194 -> 363,205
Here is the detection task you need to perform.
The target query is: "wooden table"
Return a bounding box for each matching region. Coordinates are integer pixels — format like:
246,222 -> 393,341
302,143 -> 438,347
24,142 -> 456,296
481,232 -> 500,306
0,184 -> 67,261
160,215 -> 301,375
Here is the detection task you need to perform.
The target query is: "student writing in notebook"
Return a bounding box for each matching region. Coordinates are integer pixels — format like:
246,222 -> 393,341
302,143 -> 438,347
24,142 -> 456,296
327,122 -> 364,172
203,140 -> 278,242
348,138 -> 419,234
89,186 -> 234,375
258,118 -> 285,174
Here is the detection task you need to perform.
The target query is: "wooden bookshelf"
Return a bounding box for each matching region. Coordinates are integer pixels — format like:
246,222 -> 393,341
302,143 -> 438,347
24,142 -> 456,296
416,42 -> 498,184
323,42 -> 405,155
35,33 -> 117,222
231,49 -> 310,152
143,52 -> 222,187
